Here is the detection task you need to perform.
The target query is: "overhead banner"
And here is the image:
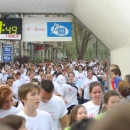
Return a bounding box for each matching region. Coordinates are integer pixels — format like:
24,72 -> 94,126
0,18 -> 22,40
22,17 -> 72,41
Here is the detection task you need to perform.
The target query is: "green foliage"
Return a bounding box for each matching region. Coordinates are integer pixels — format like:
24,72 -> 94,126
31,56 -> 41,62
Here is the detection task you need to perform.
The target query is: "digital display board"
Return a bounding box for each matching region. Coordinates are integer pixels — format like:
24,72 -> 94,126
0,18 -> 22,40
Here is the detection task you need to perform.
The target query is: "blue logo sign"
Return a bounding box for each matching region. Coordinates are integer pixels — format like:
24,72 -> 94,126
3,45 -> 12,53
3,54 -> 12,62
47,22 -> 72,37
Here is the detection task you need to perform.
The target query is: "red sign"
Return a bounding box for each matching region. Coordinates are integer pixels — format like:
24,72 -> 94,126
34,46 -> 44,50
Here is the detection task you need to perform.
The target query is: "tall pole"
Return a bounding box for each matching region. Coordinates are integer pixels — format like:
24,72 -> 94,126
19,14 -> 22,64
19,41 -> 22,64
12,41 -> 14,64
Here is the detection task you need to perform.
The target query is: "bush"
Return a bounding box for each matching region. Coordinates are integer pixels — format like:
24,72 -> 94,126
14,55 -> 30,63
31,56 -> 41,62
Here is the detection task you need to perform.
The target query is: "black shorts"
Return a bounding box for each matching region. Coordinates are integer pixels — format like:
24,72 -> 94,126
67,105 -> 75,114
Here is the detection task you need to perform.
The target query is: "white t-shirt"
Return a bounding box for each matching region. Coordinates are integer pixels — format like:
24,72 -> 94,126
14,69 -> 19,74
53,81 -> 61,95
43,66 -> 46,72
83,101 -> 100,118
81,78 -> 98,99
93,75 -> 98,81
13,79 -> 22,88
2,74 -> 9,83
51,70 -> 55,75
17,101 -> 24,110
83,71 -> 88,78
59,84 -> 78,108
94,67 -> 98,75
11,84 -> 19,100
56,75 -> 67,87
17,110 -> 54,130
20,73 -> 26,85
0,73 -> 3,81
24,76 -> 30,83
88,62 -> 94,67
75,71 -> 86,87
35,75 -> 41,82
39,95 -> 67,130
0,106 -> 20,118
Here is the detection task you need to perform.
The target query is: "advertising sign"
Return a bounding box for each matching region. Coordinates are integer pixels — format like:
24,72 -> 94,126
2,44 -> 13,62
2,53 -> 12,62
47,22 -> 72,37
22,17 -> 72,41
0,18 -> 22,40
3,45 -> 12,53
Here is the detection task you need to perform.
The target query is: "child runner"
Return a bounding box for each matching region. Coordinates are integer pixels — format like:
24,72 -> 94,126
17,83 -> 54,130
64,105 -> 87,130
110,69 -> 121,90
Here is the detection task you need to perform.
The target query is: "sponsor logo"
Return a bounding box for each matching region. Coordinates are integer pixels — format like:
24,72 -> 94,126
47,22 -> 72,37
50,23 -> 69,36
3,56 -> 10,60
4,47 -> 10,52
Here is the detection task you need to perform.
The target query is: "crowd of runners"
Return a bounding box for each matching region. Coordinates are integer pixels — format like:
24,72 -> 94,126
0,58 -> 130,130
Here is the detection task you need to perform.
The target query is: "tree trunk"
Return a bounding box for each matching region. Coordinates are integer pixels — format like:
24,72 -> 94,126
73,17 -> 91,60
73,18 -> 80,55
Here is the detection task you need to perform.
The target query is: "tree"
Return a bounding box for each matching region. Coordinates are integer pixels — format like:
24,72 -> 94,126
73,16 -> 91,60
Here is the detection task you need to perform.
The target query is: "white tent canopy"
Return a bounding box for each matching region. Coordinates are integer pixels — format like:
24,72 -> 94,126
0,0 -> 130,77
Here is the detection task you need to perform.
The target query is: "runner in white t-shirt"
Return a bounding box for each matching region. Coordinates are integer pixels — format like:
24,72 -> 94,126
46,74 -> 61,95
80,70 -> 98,103
59,72 -> 78,115
17,83 -> 54,130
83,81 -> 103,118
93,64 -> 98,75
19,67 -> 26,85
39,80 -> 68,130
75,65 -> 86,87
56,69 -> 67,87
